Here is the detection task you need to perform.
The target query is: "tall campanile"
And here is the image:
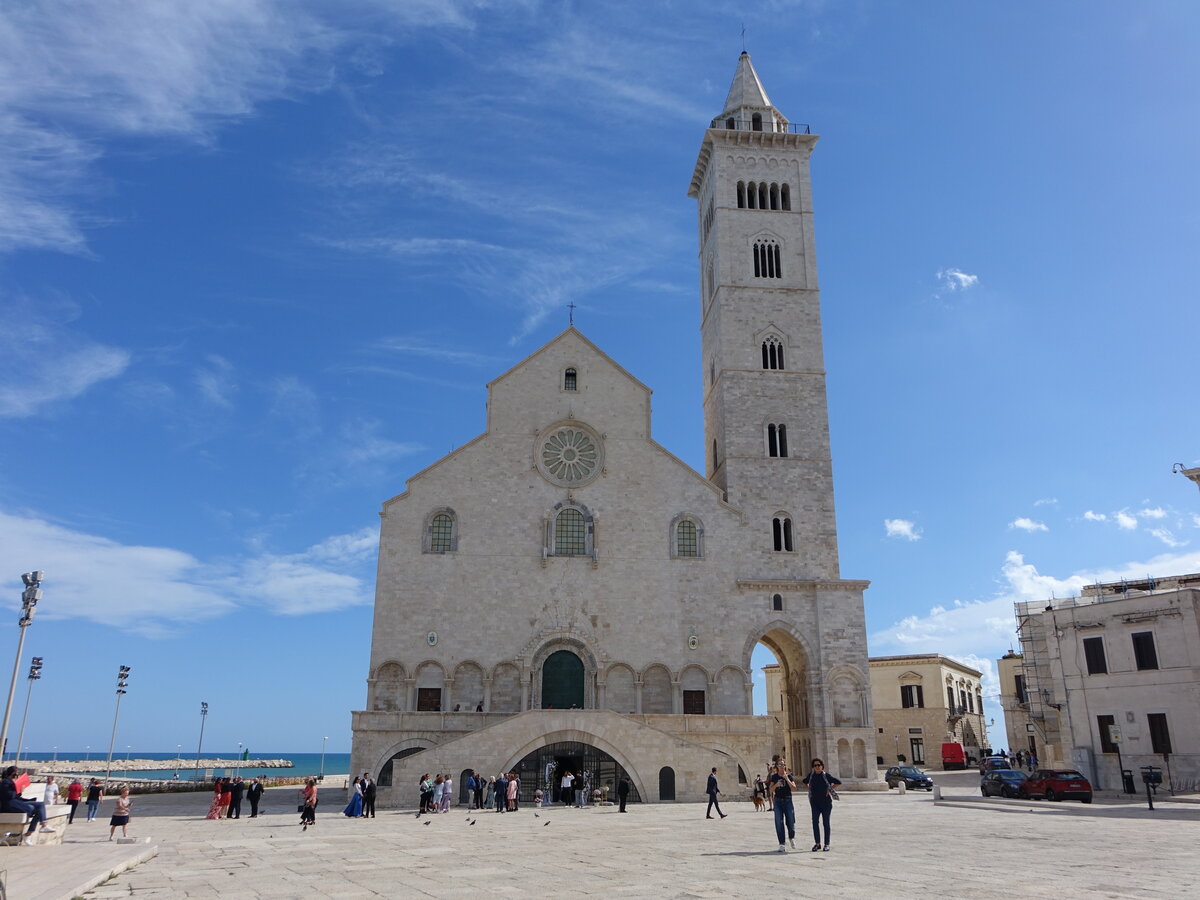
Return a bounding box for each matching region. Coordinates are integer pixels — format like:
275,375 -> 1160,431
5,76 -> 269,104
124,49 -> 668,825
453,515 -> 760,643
690,52 -> 840,582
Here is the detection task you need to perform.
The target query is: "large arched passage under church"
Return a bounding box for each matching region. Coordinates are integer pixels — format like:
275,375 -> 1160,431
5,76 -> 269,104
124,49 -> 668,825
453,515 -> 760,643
541,649 -> 584,709
509,740 -> 641,806
748,624 -> 815,768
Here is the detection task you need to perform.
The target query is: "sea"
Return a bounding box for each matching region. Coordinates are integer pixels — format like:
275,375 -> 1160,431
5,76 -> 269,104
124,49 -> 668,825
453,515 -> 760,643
16,751 -> 352,781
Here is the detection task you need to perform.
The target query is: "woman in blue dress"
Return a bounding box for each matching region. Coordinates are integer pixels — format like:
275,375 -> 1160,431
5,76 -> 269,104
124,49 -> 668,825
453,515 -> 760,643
343,776 -> 364,817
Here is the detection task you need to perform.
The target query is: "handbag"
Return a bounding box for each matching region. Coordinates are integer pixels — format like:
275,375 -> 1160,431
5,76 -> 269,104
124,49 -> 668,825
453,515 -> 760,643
830,788 -> 840,801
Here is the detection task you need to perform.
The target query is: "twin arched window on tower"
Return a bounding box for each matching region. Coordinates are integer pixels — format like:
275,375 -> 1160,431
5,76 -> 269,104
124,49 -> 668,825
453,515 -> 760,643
773,515 -> 794,553
766,423 -> 788,458
753,239 -> 782,279
737,181 -> 791,211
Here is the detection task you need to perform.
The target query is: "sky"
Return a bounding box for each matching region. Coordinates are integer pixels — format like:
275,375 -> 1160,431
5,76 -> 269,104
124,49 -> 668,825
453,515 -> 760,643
0,0 -> 1197,757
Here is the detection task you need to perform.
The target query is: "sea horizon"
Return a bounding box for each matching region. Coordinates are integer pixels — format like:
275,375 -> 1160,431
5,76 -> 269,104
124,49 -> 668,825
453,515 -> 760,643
14,751 -> 353,780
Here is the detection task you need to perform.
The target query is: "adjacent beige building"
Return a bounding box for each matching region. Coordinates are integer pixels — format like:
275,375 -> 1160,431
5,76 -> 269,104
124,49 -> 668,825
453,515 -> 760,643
1011,573 -> 1200,789
350,52 -> 876,805
866,655 -> 989,767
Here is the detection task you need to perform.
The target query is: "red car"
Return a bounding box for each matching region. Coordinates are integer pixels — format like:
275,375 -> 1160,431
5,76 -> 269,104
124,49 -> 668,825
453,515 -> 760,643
1019,769 -> 1093,803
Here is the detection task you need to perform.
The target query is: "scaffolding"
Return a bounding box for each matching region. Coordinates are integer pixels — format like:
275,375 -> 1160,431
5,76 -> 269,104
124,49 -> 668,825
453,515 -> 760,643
1014,600 -> 1062,753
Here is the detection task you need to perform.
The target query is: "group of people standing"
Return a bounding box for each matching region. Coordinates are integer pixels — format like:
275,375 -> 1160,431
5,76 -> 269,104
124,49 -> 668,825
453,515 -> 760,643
342,773 -> 377,818
416,773 -> 456,814
205,776 -> 265,820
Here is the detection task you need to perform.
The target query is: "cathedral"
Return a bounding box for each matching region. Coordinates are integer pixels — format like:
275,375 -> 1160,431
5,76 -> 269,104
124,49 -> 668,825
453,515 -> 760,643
350,52 -> 876,805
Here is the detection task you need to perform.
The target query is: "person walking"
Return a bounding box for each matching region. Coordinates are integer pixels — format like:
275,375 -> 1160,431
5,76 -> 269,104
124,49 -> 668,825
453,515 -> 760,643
66,778 -> 84,824
362,773 -> 376,818
246,778 -> 264,817
300,778 -> 318,829
801,758 -> 841,852
108,787 -> 131,840
705,767 -> 727,819
768,759 -> 797,852
85,778 -> 102,822
617,776 -> 630,813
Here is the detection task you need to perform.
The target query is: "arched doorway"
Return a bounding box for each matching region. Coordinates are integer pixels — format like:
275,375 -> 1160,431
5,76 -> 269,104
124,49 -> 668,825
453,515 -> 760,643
510,740 -> 641,806
749,624 -> 813,770
377,746 -> 426,786
659,766 -> 676,801
541,649 -> 584,709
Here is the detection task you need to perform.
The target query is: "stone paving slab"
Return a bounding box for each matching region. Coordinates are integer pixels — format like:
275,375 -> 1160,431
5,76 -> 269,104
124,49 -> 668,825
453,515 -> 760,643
2,840 -> 158,900
21,780 -> 1191,899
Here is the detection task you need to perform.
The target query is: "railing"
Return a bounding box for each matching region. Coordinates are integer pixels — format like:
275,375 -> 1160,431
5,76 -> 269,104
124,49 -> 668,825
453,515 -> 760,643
710,116 -> 811,134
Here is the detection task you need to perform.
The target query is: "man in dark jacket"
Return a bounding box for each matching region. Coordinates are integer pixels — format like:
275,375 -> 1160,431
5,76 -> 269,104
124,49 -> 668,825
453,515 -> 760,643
705,767 -> 727,819
246,778 -> 264,817
617,776 -> 630,813
227,777 -> 245,818
362,773 -> 377,818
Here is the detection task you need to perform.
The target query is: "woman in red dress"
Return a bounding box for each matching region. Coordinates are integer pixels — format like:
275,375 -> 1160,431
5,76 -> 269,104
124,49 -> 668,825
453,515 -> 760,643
206,778 -> 225,819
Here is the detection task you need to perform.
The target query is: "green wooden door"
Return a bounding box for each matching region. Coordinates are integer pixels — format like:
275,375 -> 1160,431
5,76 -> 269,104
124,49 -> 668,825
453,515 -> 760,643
542,650 -> 584,709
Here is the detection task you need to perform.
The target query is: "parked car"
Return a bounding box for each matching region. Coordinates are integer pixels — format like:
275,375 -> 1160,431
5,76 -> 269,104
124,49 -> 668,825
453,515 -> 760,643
980,769 -> 1028,798
979,756 -> 1011,775
884,765 -> 934,791
1019,769 -> 1093,803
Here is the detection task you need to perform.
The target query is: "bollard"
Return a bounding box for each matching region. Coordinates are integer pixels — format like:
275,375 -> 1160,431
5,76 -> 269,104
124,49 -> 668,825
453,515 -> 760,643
932,784 -> 942,800
897,781 -> 906,795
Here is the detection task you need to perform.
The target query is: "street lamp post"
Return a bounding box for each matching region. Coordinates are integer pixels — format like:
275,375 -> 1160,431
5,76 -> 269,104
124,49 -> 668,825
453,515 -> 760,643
174,744 -> 182,779
102,665 -> 131,786
13,656 -> 43,766
319,736 -> 328,781
52,745 -> 57,763
85,745 -> 90,762
194,702 -> 208,779
0,572 -> 43,762
124,745 -> 132,779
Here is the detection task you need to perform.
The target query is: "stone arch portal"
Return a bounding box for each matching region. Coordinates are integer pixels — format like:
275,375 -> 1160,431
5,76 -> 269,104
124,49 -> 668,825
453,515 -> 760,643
748,623 -> 814,768
508,740 -> 642,807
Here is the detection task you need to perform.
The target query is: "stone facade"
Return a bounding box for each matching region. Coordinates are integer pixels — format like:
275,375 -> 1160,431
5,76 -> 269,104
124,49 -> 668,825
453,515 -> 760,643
866,655 -> 989,767
350,52 -> 875,805
1012,573 -> 1200,789
996,651 -> 1038,760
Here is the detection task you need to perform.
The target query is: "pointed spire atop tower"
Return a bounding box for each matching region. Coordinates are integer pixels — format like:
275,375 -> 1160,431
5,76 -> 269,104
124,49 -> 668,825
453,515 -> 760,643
715,51 -> 789,133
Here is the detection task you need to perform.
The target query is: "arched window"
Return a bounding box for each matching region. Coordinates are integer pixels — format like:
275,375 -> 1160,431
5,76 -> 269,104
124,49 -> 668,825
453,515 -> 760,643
758,182 -> 768,209
767,423 -> 788,458
424,508 -> 458,553
747,183 -> 756,209
780,183 -> 791,211
753,240 -> 782,279
751,112 -> 762,132
726,117 -> 735,130
770,183 -> 779,210
555,508 -> 586,556
563,368 -> 577,391
671,514 -> 703,559
736,181 -> 746,208
761,336 -> 785,370
772,593 -> 784,611
772,516 -> 794,552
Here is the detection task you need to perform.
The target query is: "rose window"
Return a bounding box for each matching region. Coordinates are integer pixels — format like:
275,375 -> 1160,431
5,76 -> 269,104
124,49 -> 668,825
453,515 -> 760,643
538,426 -> 601,486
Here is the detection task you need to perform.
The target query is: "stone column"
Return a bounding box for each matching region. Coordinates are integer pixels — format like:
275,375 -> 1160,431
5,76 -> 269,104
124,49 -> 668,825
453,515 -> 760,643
405,679 -> 416,712
671,679 -> 682,715
443,678 -> 454,712
482,677 -> 493,712
596,678 -> 606,710
744,680 -> 755,716
635,680 -> 644,714
706,680 -> 718,715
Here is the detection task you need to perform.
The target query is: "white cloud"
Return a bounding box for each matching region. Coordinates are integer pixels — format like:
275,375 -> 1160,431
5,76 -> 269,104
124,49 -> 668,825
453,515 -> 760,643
1010,517 -> 1048,533
1148,528 -> 1187,549
0,295 -> 130,417
935,268 -> 980,291
1138,507 -> 1167,520
1193,515 -> 1200,529
1033,498 -> 1058,507
1115,511 -> 1138,530
0,508 -> 376,635
1083,510 -> 1107,522
884,519 -> 921,541
195,355 -> 237,408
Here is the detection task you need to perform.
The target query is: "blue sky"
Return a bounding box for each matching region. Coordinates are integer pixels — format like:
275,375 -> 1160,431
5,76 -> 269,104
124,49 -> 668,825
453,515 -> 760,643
0,1 -> 1197,755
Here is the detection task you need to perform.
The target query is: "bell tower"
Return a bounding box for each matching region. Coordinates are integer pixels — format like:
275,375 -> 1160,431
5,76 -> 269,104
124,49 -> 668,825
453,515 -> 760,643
689,51 -> 840,582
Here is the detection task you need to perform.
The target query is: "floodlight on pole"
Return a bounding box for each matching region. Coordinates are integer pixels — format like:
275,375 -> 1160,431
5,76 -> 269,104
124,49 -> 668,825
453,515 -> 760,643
13,655 -> 43,766
320,736 -> 328,780
0,572 -> 43,762
103,665 -> 130,786
194,701 -> 208,779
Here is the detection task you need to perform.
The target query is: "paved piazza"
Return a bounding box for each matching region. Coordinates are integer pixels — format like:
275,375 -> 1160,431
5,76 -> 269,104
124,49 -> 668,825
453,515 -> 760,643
74,774 -> 1199,899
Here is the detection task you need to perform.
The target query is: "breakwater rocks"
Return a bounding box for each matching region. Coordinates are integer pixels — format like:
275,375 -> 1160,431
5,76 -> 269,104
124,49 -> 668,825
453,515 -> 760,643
31,758 -> 294,775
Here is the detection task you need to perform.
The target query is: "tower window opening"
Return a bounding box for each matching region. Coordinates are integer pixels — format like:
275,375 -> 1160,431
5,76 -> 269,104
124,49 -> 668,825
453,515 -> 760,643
772,516 -> 794,552
770,183 -> 779,210
761,336 -> 784,370
758,182 -> 768,209
753,240 -> 782,279
737,181 -> 746,209
747,184 -> 756,209
726,117 -> 735,130
712,439 -> 719,472
772,593 -> 783,611
781,183 -> 791,210
752,112 -> 762,132
767,423 -> 788,458
563,368 -> 577,391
